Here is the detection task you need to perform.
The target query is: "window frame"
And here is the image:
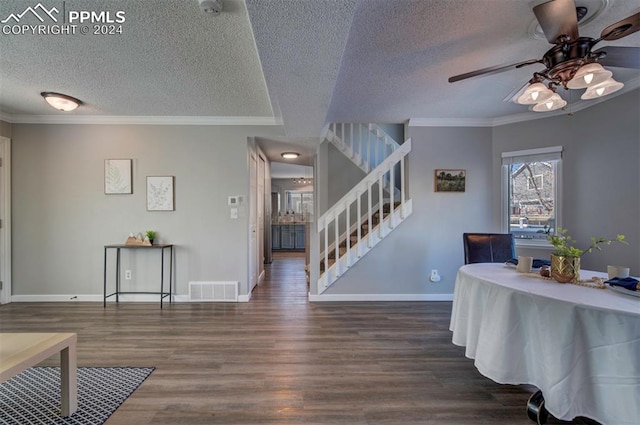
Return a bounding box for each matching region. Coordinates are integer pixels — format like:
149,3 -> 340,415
501,146 -> 563,248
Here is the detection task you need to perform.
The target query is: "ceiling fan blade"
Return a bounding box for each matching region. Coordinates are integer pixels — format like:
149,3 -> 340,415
593,46 -> 640,69
448,59 -> 541,83
600,12 -> 640,41
533,0 -> 579,44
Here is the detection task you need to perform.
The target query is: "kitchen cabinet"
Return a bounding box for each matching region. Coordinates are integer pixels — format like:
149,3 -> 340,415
272,224 -> 306,251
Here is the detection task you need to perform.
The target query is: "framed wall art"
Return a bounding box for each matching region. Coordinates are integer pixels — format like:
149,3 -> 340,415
147,176 -> 174,211
434,169 -> 466,192
104,159 -> 132,194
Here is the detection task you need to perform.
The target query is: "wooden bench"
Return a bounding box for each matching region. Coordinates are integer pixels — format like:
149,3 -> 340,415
0,333 -> 78,416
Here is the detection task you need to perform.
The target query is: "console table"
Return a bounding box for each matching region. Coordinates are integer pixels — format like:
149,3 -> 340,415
450,263 -> 640,425
103,244 -> 174,308
0,333 -> 77,416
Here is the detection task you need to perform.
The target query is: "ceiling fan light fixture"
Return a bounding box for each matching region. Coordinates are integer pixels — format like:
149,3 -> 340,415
580,77 -> 623,100
516,82 -> 554,105
41,92 -> 81,112
531,93 -> 567,112
566,63 -> 612,89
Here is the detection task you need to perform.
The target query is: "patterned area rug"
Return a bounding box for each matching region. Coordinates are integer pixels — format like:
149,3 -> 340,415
0,366 -> 154,424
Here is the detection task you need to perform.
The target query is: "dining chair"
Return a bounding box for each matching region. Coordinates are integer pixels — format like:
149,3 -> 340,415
463,233 -> 516,264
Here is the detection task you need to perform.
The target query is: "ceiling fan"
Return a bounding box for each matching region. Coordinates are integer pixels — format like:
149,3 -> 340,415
448,0 -> 640,112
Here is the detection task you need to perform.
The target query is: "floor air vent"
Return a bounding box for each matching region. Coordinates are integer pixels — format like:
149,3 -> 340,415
189,281 -> 238,302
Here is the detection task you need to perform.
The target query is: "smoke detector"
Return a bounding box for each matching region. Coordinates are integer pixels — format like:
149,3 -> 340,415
199,0 -> 223,15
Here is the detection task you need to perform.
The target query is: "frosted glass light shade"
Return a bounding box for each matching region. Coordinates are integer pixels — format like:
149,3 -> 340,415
567,63 -> 612,89
531,93 -> 567,112
581,78 -> 623,100
281,152 -> 300,159
516,82 -> 554,105
41,92 -> 80,111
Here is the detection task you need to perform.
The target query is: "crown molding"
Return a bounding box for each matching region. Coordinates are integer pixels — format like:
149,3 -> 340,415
0,114 -> 283,126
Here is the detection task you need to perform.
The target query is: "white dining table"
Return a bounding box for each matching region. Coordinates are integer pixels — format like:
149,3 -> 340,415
450,263 -> 640,425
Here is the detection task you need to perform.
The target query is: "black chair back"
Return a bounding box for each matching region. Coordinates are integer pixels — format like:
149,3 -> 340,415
463,233 -> 515,264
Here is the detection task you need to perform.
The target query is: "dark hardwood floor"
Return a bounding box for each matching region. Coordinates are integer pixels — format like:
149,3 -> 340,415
0,253 -> 597,424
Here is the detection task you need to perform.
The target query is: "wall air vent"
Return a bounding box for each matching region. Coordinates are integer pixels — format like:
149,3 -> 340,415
189,281 -> 238,302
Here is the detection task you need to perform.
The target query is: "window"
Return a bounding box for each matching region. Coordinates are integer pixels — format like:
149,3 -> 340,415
501,146 -> 562,244
284,190 -> 313,216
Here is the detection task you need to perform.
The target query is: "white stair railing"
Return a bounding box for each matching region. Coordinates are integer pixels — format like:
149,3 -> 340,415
324,123 -> 401,174
316,138 -> 412,294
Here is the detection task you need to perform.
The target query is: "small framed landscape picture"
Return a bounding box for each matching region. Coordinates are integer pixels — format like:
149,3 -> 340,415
435,169 -> 466,192
147,176 -> 175,211
104,159 -> 132,194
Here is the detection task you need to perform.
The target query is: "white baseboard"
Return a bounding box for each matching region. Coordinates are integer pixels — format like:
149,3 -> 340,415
308,293 -> 453,302
12,294 -> 208,303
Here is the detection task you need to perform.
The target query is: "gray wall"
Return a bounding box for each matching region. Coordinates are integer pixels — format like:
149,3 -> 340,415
319,89 -> 639,295
0,120 -> 11,138
323,126 -> 494,295
493,89 -> 640,275
11,123 -> 284,298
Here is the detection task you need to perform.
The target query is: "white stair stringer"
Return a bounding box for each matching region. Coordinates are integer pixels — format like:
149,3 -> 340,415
316,138 -> 412,295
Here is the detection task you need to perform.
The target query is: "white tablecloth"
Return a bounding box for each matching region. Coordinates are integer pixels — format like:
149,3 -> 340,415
450,263 -> 640,425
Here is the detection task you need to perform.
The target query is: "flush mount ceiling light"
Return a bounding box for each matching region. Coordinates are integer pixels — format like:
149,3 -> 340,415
281,152 -> 300,159
41,92 -> 81,112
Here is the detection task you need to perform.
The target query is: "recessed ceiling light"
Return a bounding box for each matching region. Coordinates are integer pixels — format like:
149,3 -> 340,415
41,92 -> 82,112
281,152 -> 300,159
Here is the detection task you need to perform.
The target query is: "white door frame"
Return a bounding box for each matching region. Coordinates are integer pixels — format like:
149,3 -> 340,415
0,137 -> 11,304
248,152 -> 258,294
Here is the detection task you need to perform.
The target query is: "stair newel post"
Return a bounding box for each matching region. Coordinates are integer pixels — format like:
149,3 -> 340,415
400,154 -> 406,219
389,161 -> 395,229
356,190 -> 362,258
367,181 -> 373,248
334,210 -> 340,276
378,173 -> 384,238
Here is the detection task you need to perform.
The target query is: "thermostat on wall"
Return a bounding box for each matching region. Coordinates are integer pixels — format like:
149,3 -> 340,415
228,196 -> 243,206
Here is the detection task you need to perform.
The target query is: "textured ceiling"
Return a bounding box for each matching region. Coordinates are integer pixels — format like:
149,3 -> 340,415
0,0 -> 639,162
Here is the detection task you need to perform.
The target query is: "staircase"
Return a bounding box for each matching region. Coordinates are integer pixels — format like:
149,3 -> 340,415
315,123 -> 412,294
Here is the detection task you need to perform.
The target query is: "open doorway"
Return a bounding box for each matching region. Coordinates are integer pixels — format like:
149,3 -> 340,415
268,162 -> 313,287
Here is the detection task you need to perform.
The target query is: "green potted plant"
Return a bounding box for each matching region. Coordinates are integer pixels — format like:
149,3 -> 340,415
547,228 -> 626,283
145,230 -> 157,245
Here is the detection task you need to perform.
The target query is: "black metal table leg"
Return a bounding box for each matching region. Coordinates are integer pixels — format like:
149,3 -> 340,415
527,390 -> 549,425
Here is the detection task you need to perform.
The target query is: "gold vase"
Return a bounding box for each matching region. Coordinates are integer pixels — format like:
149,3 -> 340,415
550,254 -> 580,283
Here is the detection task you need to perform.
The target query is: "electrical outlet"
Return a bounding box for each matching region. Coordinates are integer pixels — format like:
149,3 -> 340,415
429,269 -> 441,283
125,270 -> 132,280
